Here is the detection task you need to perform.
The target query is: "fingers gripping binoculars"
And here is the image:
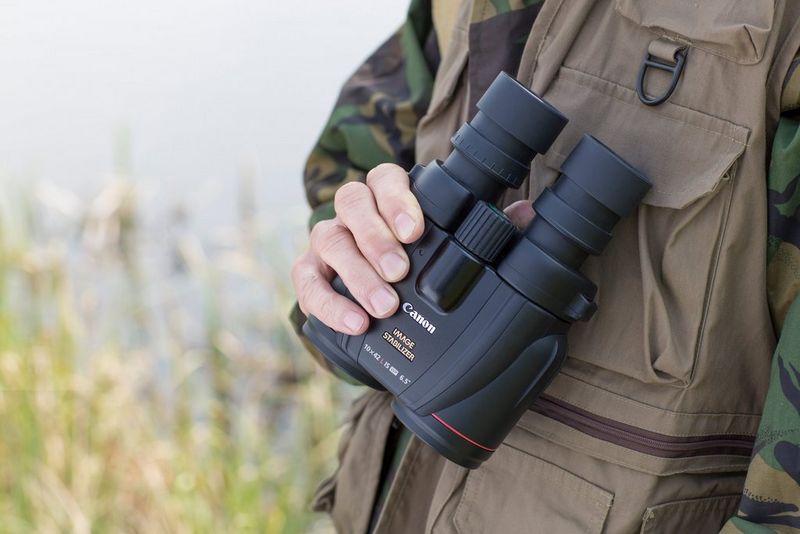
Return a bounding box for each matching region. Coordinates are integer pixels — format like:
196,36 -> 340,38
302,72 -> 651,469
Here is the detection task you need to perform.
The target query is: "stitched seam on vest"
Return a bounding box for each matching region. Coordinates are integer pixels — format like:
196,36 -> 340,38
557,372 -> 764,420
433,0 -> 460,56
641,494 -> 742,530
548,386 -> 760,437
501,444 -> 614,523
521,423 -> 752,472
559,63 -> 752,137
524,0 -> 564,87
782,56 -> 800,108
373,440 -> 425,531
689,169 -> 738,389
427,467 -> 467,532
559,65 -> 749,145
453,461 -> 482,533
462,444 -> 614,530
766,2 -> 800,95
557,65 -> 750,148
613,0 -> 767,64
515,422 -> 750,476
543,143 -> 735,198
551,69 -> 747,199
356,394 -> 396,533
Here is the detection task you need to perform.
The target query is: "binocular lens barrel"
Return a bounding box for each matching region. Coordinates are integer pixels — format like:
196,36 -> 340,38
527,135 -> 651,268
496,135 -> 650,324
444,73 -> 569,203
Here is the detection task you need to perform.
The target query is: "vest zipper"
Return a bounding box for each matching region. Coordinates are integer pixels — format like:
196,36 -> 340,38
531,395 -> 754,459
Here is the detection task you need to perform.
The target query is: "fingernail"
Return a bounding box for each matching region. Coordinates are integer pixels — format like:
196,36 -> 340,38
394,213 -> 417,241
370,288 -> 397,316
344,312 -> 365,332
380,252 -> 408,281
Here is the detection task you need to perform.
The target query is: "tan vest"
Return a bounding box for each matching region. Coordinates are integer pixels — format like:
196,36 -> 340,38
314,1 -> 800,532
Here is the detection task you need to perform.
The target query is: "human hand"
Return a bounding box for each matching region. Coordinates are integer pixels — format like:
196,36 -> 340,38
292,163 -> 535,335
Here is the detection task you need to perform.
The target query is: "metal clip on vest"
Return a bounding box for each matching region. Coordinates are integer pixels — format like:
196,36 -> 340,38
637,37 -> 688,106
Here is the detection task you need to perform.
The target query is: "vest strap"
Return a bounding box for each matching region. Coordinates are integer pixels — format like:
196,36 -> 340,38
432,0 -> 461,58
782,55 -> 800,113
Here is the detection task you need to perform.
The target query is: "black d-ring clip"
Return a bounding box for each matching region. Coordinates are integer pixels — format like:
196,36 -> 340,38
636,41 -> 688,106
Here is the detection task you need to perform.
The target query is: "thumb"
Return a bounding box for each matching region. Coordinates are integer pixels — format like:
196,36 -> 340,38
503,200 -> 535,229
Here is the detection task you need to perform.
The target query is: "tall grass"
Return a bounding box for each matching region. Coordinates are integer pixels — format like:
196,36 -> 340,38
0,168 -> 352,532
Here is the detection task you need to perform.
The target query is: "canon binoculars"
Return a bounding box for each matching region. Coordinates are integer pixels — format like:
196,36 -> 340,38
302,72 -> 651,468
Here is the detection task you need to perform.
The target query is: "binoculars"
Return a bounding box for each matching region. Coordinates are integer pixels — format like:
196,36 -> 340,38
302,72 -> 651,468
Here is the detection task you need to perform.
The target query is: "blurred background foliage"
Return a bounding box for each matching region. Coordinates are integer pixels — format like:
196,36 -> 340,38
0,0 -> 412,531
0,131 -> 360,533
0,0 -> 408,534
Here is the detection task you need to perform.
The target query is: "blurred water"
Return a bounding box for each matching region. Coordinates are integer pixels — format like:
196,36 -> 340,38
0,0 -> 409,227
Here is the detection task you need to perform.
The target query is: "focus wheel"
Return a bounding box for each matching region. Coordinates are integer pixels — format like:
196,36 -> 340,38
455,201 -> 516,263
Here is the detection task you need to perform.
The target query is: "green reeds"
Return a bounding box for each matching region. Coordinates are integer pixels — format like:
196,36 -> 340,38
0,171 -> 352,533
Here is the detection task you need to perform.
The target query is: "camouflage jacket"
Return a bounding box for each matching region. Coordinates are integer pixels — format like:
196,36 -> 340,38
298,1 -> 800,530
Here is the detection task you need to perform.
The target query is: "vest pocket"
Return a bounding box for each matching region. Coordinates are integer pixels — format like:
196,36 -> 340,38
639,494 -> 741,533
430,444 -> 613,534
310,390 -> 395,534
531,65 -> 749,387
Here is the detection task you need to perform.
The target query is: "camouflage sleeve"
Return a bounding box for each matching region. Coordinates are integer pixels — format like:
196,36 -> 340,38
766,113 -> 800,331
290,0 -> 437,375
721,60 -> 800,533
721,298 -> 800,532
303,0 -> 437,228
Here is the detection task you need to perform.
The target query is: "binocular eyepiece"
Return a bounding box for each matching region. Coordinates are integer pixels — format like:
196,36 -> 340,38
302,72 -> 652,468
413,72 -> 650,323
447,73 -> 568,197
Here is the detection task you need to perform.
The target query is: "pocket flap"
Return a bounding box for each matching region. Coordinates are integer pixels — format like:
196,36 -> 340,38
537,66 -> 750,209
640,494 -> 741,533
453,445 -> 613,534
614,0 -> 775,65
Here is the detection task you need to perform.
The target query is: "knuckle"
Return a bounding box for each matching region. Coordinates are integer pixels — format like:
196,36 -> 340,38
373,185 -> 416,219
349,286 -> 374,309
366,163 -> 406,188
357,227 -> 396,258
292,262 -> 316,301
334,181 -> 369,213
290,257 -> 305,288
331,261 -> 376,303
358,224 -> 383,245
382,198 -> 409,220
309,219 -> 332,244
400,191 -> 423,216
317,223 -> 353,259
305,278 -> 333,317
310,219 -> 340,252
349,275 -> 382,304
315,292 -> 339,323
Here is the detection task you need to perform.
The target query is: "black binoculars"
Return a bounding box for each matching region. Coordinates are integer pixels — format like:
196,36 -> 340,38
302,72 -> 651,468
